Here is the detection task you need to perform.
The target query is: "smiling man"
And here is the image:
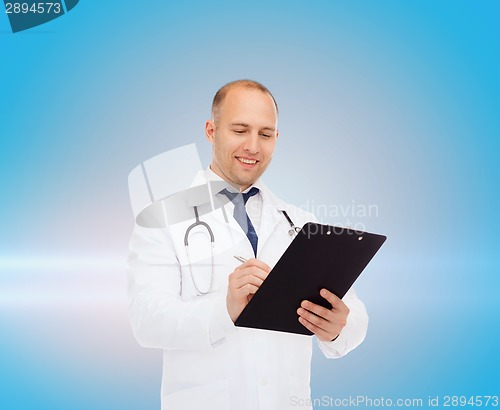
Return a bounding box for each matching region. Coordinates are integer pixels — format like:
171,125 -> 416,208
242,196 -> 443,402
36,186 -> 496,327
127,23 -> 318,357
206,81 -> 278,191
128,80 -> 368,410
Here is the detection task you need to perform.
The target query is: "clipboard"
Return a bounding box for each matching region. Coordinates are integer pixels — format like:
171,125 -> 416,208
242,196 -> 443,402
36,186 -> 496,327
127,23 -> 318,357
235,223 -> 386,335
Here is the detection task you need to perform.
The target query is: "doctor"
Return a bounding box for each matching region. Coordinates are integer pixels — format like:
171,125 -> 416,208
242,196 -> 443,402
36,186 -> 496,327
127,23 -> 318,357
128,80 -> 369,410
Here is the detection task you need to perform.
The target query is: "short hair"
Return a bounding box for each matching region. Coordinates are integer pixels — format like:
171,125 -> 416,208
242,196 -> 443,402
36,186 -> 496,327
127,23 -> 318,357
211,79 -> 278,122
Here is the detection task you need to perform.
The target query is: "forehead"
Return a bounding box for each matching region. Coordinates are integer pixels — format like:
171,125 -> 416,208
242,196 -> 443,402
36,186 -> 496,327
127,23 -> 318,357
219,88 -> 278,124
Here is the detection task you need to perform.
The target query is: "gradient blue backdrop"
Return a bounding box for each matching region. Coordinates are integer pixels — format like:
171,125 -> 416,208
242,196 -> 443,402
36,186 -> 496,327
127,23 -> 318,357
1,1 -> 499,409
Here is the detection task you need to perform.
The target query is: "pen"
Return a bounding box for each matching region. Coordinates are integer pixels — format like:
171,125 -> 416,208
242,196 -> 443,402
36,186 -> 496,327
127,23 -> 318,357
233,255 -> 247,263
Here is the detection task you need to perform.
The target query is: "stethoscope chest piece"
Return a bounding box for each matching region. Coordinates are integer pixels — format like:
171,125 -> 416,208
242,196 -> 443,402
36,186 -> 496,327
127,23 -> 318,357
288,226 -> 301,238
280,210 -> 301,238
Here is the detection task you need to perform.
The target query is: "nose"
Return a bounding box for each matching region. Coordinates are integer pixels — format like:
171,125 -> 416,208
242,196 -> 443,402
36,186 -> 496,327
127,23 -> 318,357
243,133 -> 260,155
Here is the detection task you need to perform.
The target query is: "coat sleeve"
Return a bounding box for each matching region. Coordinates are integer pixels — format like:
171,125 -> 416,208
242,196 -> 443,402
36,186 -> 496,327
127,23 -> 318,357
316,287 -> 369,358
127,223 -> 235,351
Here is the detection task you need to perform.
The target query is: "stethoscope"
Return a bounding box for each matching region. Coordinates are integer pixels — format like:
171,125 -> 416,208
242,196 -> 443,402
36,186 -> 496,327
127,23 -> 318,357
184,206 -> 215,296
184,207 -> 300,295
280,210 -> 302,238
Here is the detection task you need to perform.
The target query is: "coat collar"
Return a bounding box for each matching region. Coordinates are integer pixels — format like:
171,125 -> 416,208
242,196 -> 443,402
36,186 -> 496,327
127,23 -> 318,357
196,169 -> 292,253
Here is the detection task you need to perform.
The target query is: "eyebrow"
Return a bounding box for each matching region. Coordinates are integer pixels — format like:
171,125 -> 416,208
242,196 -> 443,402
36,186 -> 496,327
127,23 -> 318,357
230,123 -> 276,132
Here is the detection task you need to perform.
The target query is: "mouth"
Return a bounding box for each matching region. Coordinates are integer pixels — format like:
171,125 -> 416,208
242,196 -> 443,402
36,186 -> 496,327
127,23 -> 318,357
236,156 -> 259,167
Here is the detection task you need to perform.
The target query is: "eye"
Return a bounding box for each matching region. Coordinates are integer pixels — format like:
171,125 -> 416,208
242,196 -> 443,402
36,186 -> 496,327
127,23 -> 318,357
260,133 -> 271,138
234,129 -> 246,134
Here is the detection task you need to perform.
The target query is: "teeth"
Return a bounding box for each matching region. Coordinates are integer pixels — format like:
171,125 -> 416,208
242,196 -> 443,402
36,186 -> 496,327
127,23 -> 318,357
238,157 -> 257,165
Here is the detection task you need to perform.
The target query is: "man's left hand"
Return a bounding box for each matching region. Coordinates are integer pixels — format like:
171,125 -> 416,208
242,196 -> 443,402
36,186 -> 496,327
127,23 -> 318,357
297,288 -> 350,342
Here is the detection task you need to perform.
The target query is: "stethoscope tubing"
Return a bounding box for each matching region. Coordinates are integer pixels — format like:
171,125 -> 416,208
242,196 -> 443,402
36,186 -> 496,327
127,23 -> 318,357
184,206 -> 215,295
184,206 -> 215,246
185,207 -> 299,295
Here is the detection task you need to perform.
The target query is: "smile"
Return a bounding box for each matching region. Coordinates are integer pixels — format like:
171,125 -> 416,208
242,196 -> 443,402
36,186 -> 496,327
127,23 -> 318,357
236,157 -> 258,165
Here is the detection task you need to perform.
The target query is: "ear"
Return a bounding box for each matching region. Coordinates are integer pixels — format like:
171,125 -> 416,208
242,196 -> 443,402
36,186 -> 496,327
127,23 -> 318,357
276,129 -> 279,139
205,120 -> 216,143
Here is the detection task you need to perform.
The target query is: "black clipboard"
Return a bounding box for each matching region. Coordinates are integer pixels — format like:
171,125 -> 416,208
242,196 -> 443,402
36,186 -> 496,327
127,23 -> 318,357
235,223 -> 386,335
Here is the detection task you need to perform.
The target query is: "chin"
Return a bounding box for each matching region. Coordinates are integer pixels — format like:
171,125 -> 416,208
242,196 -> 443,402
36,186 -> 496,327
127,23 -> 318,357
234,178 -> 255,189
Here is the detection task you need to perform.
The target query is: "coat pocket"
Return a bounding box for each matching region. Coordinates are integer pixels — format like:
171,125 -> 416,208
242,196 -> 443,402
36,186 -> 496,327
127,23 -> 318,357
162,379 -> 231,410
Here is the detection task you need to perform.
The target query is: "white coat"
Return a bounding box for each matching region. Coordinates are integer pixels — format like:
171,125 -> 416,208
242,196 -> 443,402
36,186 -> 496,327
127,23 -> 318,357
127,176 -> 368,410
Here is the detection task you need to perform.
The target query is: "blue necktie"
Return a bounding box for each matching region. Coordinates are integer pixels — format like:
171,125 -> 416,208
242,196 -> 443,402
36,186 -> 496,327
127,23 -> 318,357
221,187 -> 260,256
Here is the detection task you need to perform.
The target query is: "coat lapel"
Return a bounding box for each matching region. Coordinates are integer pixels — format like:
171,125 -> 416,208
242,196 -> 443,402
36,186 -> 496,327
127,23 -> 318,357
257,183 -> 293,257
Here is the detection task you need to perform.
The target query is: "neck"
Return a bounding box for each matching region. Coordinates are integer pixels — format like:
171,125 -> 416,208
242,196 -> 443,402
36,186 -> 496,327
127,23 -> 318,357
209,164 -> 251,192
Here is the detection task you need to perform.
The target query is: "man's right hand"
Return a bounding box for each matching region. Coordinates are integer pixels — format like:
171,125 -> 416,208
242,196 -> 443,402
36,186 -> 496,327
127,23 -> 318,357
226,258 -> 271,323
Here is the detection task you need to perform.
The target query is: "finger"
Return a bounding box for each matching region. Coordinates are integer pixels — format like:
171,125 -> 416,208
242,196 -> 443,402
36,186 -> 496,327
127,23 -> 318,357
232,274 -> 264,290
300,300 -> 334,321
298,304 -> 348,332
236,283 -> 259,297
320,288 -> 347,311
232,266 -> 269,281
296,307 -> 329,333
236,258 -> 271,273
298,316 -> 332,341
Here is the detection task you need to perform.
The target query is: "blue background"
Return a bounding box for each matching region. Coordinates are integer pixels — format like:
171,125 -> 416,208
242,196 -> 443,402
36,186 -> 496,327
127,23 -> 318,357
1,1 -> 499,409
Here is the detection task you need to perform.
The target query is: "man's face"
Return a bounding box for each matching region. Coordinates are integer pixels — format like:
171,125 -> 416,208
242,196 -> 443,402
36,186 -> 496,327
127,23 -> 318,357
205,88 -> 279,191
